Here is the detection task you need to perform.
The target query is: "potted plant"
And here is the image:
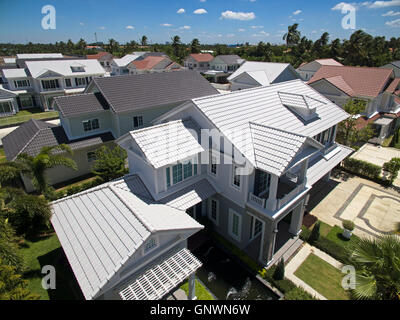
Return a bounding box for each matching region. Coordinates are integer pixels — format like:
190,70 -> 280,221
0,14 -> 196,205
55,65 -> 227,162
342,220 -> 355,240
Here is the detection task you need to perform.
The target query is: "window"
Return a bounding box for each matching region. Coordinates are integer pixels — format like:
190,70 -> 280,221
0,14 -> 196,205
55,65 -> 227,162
229,210 -> 241,241
209,199 -> 219,224
87,152 -> 96,162
256,170 -> 271,195
41,79 -> 59,90
232,164 -> 241,188
14,80 -> 30,88
250,216 -> 263,239
75,77 -> 87,86
71,66 -> 85,72
143,238 -> 157,254
19,96 -> 33,108
133,116 -> 143,128
183,161 -> 193,179
166,167 -> 171,188
82,119 -> 100,132
166,158 -> 198,188
0,101 -> 12,115
172,164 -> 183,184
65,78 -> 72,87
209,151 -> 217,176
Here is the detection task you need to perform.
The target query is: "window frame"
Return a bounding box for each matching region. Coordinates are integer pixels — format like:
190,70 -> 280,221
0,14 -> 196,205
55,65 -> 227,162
165,157 -> 198,189
82,118 -> 100,132
87,151 -> 97,163
231,164 -> 241,190
14,79 -> 30,88
209,150 -> 218,176
249,215 -> 263,240
228,209 -> 242,242
208,198 -> 219,226
133,115 -> 144,129
65,78 -> 72,87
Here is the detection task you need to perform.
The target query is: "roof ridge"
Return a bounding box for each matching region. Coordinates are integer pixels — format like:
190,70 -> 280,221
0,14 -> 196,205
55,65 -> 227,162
249,121 -> 308,139
129,119 -> 184,135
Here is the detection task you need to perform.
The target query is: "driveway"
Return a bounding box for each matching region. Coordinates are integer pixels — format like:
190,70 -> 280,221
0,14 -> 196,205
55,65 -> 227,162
308,171 -> 400,238
351,143 -> 400,187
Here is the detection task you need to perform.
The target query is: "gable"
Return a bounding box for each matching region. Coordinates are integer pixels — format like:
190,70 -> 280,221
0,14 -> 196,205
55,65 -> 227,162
309,78 -> 351,98
233,72 -> 264,86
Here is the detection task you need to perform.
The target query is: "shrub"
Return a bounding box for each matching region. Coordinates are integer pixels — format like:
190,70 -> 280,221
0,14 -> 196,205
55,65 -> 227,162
342,220 -> 355,231
382,158 -> 400,185
342,158 -> 381,180
91,146 -> 128,182
313,236 -> 350,264
308,222 -> 321,243
273,258 -> 285,280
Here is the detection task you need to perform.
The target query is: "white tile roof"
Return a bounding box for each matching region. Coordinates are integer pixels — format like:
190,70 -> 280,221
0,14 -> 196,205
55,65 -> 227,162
3,58 -> 16,64
228,61 -> 293,85
51,174 -> 202,300
2,68 -> 28,78
25,59 -> 105,78
126,119 -> 204,169
16,53 -> 63,59
191,79 -> 349,176
112,54 -> 142,67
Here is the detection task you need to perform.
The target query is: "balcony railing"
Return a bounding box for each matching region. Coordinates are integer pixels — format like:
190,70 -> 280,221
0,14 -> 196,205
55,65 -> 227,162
248,193 -> 266,208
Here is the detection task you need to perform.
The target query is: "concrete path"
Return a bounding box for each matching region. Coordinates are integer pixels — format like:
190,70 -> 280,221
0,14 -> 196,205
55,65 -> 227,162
351,143 -> 400,187
309,173 -> 400,239
285,243 -> 343,300
0,119 -> 60,146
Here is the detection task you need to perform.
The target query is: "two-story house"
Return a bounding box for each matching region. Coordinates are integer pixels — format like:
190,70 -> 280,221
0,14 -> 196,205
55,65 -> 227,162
1,59 -> 106,111
127,56 -> 182,75
228,61 -> 301,91
209,55 -> 245,73
116,79 -> 352,266
110,53 -> 146,75
296,58 -> 343,81
86,52 -> 114,72
381,61 -> 400,78
2,71 -> 218,191
184,53 -> 214,72
308,65 -> 400,144
50,174 -> 204,300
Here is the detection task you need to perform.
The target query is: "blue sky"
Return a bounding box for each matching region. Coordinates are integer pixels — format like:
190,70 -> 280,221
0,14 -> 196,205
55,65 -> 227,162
0,0 -> 399,44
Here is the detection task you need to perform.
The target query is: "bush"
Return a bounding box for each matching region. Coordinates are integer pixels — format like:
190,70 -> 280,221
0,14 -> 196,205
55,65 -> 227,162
91,146 -> 128,182
312,236 -> 350,264
382,158 -> 400,185
342,220 -> 355,231
308,222 -> 321,243
273,258 -> 285,280
343,158 -> 381,180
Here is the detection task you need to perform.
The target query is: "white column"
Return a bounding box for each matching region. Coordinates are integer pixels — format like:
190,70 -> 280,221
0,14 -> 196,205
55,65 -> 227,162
266,175 -> 279,211
289,201 -> 305,236
188,273 -> 196,300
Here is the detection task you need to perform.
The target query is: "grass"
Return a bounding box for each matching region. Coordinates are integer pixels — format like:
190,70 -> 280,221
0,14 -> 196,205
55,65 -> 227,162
310,221 -> 360,250
0,147 -> 6,163
382,135 -> 394,147
294,253 -> 351,300
19,234 -> 82,300
0,108 -> 59,127
180,279 -> 215,300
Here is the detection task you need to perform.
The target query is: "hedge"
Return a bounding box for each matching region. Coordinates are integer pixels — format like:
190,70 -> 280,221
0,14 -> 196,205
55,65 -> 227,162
47,177 -> 104,201
342,158 -> 381,180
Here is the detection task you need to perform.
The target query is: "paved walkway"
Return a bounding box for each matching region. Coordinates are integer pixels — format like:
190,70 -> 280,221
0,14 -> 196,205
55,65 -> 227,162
285,243 -> 343,300
309,173 -> 400,239
351,143 -> 400,187
0,119 -> 60,146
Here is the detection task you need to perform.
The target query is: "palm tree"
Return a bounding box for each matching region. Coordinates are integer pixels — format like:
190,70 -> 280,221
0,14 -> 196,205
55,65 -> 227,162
0,162 -> 25,188
190,38 -> 201,54
349,235 -> 400,300
141,35 -> 148,46
283,24 -> 301,48
16,144 -> 77,195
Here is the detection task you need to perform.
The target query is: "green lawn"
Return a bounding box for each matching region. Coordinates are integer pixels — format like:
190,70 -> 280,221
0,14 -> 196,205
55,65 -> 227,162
294,254 -> 351,300
311,221 -> 360,249
19,234 -> 82,300
0,147 -> 6,163
0,108 -> 59,127
180,279 -> 215,300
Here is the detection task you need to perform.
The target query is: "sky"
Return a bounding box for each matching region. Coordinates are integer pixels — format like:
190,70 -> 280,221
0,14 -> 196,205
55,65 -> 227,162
0,0 -> 399,45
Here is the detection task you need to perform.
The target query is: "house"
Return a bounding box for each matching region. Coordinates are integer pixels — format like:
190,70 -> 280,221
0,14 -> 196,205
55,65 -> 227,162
16,53 -> 64,59
1,59 -> 106,111
127,56 -> 182,75
209,55 -> 245,73
296,58 -> 343,81
184,53 -> 214,72
227,61 -> 301,91
86,52 -> 114,72
110,53 -> 146,75
116,79 -> 352,267
2,70 -> 218,190
0,85 -> 18,117
308,65 -> 400,144
50,174 -> 204,300
381,61 -> 400,78
2,57 -> 17,67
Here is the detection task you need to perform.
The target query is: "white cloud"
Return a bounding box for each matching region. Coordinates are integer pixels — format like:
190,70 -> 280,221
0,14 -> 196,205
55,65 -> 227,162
221,10 -> 256,20
293,10 -> 302,15
386,18 -> 400,26
332,1 -> 400,10
238,28 -> 246,32
99,26 -> 106,30
382,10 -> 400,15
161,23 -> 172,27
125,25 -> 134,30
180,25 -> 191,30
331,2 -> 354,10
194,8 -> 207,14
251,25 -> 264,29
227,33 -> 235,37
200,0 -> 206,2
368,1 -> 400,8
177,8 -> 185,14
252,31 -> 270,37
79,22 -> 84,26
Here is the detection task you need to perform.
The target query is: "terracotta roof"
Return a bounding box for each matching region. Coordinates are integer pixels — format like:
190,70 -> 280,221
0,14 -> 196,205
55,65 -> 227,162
131,56 -> 166,70
315,58 -> 343,66
324,76 -> 355,96
86,52 -> 112,60
309,65 -> 393,98
355,113 -> 381,130
189,53 -> 214,62
386,78 -> 400,93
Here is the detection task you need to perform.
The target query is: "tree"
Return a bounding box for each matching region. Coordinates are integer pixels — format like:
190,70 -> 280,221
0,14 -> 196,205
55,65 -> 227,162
16,144 -> 77,196
141,35 -> 148,46
0,216 -> 25,273
283,24 -> 301,47
336,100 -> 375,148
0,161 -> 24,188
107,38 -> 119,54
171,35 -> 182,58
0,258 -> 39,300
91,145 -> 127,182
349,235 -> 400,300
190,38 -> 201,54
273,258 -> 285,280
308,222 -> 320,243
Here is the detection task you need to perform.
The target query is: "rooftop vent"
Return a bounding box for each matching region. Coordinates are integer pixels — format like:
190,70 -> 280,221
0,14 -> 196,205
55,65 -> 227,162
278,91 -> 324,121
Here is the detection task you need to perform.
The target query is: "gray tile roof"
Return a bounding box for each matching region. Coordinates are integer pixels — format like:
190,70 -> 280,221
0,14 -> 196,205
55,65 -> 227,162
54,92 -> 110,117
51,174 -> 203,300
2,119 -> 114,161
92,70 -> 219,114
216,55 -> 242,65
0,87 -> 16,100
